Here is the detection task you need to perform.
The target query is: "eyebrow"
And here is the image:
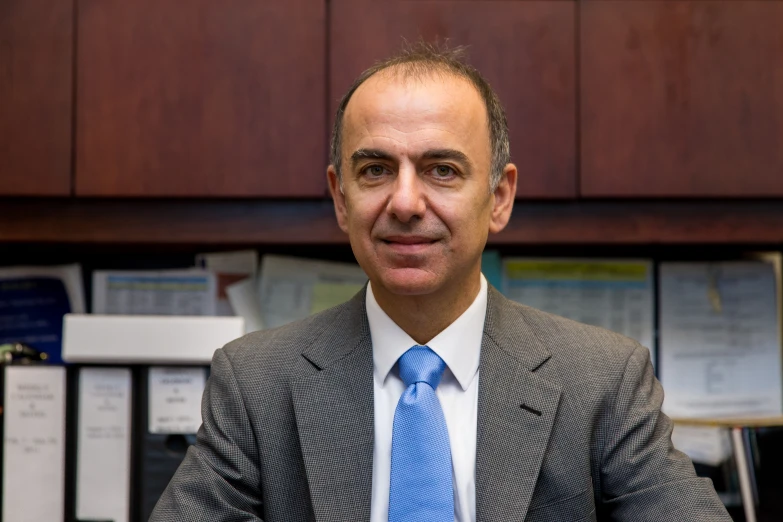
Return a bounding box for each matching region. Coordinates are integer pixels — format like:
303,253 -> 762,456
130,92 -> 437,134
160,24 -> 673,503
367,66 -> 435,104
420,148 -> 471,167
349,148 -> 472,169
350,148 -> 395,168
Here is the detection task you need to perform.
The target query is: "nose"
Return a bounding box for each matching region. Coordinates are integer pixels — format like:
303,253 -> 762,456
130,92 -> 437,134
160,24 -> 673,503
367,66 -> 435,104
387,165 -> 426,223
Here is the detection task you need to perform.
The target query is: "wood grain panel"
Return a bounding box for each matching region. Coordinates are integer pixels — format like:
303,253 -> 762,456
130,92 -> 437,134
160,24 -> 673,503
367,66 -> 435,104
581,1 -> 783,197
76,0 -> 326,197
330,0 -> 576,199
0,0 -> 73,196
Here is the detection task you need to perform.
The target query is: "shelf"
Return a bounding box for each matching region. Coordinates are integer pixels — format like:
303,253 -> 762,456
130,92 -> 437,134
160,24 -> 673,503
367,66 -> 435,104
4,199 -> 783,245
673,416 -> 783,429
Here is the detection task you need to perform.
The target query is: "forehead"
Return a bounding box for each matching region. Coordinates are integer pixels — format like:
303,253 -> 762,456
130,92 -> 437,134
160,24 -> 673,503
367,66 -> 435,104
341,70 -> 489,162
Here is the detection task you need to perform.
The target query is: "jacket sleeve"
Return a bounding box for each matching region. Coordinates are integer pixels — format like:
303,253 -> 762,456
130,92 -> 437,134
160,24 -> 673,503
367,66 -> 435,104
599,343 -> 732,521
150,348 -> 264,521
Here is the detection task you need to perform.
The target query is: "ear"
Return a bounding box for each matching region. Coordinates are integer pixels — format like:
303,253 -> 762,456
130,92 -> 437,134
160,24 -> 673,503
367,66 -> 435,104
327,165 -> 350,234
488,163 -> 517,234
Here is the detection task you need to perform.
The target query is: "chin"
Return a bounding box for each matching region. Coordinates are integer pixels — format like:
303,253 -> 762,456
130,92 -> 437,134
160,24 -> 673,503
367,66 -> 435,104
376,268 -> 443,296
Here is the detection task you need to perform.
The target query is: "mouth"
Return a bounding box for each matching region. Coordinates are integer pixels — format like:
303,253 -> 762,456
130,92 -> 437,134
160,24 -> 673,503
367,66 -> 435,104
383,235 -> 437,244
380,236 -> 439,254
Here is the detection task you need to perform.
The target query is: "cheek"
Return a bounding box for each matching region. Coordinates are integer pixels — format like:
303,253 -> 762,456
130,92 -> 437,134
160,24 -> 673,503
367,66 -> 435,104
344,195 -> 384,241
347,206 -> 377,235
435,195 -> 491,237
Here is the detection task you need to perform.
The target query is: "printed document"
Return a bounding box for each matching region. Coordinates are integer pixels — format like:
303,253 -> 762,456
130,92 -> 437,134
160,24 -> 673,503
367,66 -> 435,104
258,255 -> 367,329
660,259 -> 783,418
148,367 -> 207,434
76,368 -> 132,522
93,269 -> 217,315
226,277 -> 265,333
2,366 -> 67,522
502,258 -> 655,357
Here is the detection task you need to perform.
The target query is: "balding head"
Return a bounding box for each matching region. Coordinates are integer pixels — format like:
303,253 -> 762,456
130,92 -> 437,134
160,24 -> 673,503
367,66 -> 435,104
330,42 -> 510,190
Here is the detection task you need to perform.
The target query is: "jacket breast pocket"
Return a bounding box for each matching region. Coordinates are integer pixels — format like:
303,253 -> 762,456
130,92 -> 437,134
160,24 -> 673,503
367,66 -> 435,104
524,488 -> 596,522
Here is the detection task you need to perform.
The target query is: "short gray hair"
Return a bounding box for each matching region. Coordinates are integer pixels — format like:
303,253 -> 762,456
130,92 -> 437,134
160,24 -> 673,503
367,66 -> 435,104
330,41 -> 510,190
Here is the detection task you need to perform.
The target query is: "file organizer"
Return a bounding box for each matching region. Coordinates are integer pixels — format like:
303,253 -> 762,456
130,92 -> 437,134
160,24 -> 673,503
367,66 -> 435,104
62,314 -> 244,522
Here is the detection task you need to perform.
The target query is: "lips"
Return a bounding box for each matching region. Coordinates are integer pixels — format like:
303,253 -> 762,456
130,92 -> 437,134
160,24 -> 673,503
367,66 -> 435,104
382,235 -> 437,245
380,235 -> 438,255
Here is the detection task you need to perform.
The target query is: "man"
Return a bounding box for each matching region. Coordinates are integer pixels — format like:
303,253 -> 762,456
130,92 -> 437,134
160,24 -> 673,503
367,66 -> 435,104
151,44 -> 731,521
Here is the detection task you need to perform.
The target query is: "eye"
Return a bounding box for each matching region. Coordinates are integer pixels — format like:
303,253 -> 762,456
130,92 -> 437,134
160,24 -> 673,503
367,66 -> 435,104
431,165 -> 457,178
362,165 -> 388,177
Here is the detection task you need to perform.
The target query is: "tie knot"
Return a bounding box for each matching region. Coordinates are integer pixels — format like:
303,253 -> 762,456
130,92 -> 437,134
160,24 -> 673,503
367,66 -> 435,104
398,346 -> 446,389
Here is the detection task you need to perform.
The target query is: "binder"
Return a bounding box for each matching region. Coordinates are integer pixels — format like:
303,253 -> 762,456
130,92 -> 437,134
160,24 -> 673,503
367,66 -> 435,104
137,366 -> 207,521
59,314 -> 240,520
75,367 -> 133,522
2,365 -> 67,522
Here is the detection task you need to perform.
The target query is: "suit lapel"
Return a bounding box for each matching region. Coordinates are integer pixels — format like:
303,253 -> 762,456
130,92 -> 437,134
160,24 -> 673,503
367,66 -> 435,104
291,291 -> 374,522
289,286 -> 563,521
476,288 -> 563,521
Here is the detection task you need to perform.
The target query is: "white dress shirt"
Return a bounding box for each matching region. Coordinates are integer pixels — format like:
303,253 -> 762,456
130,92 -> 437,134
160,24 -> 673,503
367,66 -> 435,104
367,275 -> 488,522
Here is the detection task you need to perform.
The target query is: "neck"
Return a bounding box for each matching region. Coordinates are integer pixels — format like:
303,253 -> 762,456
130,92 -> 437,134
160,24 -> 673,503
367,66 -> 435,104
371,271 -> 483,345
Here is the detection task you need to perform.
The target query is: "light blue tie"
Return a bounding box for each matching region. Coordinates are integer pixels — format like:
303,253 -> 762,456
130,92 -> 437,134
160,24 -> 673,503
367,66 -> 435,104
389,345 -> 454,522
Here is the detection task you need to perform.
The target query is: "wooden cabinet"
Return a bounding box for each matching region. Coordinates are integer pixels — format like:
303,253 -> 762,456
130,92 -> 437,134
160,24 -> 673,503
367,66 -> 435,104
329,0 -> 577,199
75,0 -> 327,197
581,1 -> 783,198
0,0 -> 73,196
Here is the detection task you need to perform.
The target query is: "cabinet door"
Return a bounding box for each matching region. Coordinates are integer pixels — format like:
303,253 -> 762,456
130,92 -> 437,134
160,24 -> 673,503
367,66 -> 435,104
0,0 -> 72,196
581,1 -> 783,197
330,0 -> 576,199
76,0 -> 326,197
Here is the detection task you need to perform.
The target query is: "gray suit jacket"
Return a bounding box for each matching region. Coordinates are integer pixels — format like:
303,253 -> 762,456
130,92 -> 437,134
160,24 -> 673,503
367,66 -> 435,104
150,286 -> 731,522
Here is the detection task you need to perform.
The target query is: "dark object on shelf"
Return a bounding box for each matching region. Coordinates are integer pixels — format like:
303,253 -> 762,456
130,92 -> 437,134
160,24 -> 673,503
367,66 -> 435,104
135,367 -> 202,522
0,342 -> 49,365
750,427 -> 783,522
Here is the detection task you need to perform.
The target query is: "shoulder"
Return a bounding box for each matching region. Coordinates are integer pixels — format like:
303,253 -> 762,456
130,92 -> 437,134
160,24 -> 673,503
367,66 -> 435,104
519,302 -> 642,366
494,298 -> 656,427
217,297 -> 360,380
490,290 -> 649,385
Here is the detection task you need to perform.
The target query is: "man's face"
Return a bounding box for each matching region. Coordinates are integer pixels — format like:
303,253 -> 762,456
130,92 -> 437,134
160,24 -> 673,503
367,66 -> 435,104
328,71 -> 515,298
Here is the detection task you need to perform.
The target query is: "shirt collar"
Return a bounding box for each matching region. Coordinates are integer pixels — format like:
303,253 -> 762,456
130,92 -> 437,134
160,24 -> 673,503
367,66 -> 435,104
366,274 -> 488,391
